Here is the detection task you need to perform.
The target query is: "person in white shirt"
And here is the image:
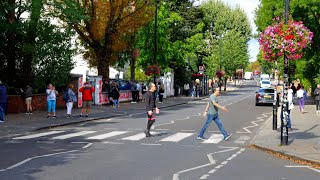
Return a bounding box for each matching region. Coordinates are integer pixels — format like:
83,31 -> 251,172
296,85 -> 307,114
183,83 -> 190,96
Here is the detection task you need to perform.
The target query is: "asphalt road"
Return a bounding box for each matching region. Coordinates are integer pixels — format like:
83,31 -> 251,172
0,80 -> 319,180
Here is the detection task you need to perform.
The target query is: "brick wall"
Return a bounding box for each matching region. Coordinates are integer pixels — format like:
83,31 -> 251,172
8,94 -> 67,113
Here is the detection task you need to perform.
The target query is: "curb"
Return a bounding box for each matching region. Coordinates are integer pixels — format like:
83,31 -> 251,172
33,98 -> 206,132
249,144 -> 320,169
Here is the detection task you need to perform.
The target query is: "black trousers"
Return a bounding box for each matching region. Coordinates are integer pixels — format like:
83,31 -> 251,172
131,91 -> 136,102
147,120 -> 155,131
316,100 -> 320,111
136,91 -> 140,102
159,94 -> 163,102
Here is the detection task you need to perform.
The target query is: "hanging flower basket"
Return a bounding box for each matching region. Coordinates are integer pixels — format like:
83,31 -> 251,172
145,65 -> 160,76
259,20 -> 313,61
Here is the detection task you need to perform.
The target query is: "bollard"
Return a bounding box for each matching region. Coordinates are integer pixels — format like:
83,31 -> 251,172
272,101 -> 277,130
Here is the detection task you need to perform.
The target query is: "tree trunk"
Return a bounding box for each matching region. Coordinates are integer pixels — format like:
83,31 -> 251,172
96,47 -> 111,81
130,51 -> 136,82
224,77 -> 227,92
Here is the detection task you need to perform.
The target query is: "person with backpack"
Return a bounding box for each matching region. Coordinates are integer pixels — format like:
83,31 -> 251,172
21,84 -> 33,115
112,82 -> 120,108
64,83 -> 77,118
79,82 -> 95,117
46,84 -> 58,118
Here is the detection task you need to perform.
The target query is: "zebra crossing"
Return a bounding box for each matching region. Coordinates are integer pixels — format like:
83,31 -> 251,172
11,130 -> 245,145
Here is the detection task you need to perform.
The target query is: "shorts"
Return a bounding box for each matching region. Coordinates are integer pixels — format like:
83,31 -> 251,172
82,101 -> 92,108
25,97 -> 32,104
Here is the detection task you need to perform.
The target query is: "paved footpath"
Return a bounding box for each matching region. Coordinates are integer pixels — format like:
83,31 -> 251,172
251,97 -> 320,168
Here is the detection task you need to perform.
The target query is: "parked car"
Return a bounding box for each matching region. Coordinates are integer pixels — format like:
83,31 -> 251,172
109,79 -> 131,90
260,80 -> 271,88
255,88 -> 275,106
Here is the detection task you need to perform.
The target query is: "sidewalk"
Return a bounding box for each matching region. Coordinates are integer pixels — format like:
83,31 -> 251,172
251,97 -> 320,168
0,96 -> 205,138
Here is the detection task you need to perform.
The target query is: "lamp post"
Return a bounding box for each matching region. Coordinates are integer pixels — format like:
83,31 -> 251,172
280,0 -> 290,145
218,37 -> 222,92
153,0 -> 160,83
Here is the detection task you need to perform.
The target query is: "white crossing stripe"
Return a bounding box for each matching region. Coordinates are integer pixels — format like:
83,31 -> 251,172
13,131 -> 65,140
52,131 -> 96,140
202,134 -> 224,144
86,131 -> 129,140
159,132 -> 194,142
121,132 -> 162,141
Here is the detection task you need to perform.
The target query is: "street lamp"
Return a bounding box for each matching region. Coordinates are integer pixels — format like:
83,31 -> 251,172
153,0 -> 160,83
280,0 -> 290,145
218,36 -> 223,92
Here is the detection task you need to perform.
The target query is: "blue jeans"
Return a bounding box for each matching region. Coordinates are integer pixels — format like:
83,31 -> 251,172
199,114 -> 229,138
47,100 -> 56,113
113,99 -> 120,107
0,103 -> 6,121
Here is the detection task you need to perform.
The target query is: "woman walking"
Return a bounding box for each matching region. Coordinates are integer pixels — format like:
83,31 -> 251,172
112,82 -> 120,108
296,85 -> 307,114
46,84 -> 58,118
66,84 -> 77,118
23,85 -> 33,115
158,85 -> 165,103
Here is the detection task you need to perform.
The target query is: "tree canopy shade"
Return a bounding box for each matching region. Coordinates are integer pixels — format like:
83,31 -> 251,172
53,0 -> 154,80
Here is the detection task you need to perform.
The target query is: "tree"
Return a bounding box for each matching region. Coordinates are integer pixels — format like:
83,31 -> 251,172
53,0 -> 154,81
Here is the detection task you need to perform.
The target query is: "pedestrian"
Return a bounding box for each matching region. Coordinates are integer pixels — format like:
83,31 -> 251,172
287,86 -> 294,131
158,84 -> 165,103
144,82 -> 160,137
297,83 -> 301,91
0,81 -> 8,123
46,84 -> 58,118
65,83 -> 77,118
131,81 -> 137,103
191,82 -> 195,97
23,84 -> 33,115
105,81 -> 113,106
184,83 -> 189,96
136,82 -> 141,102
196,83 -> 200,97
141,83 -> 148,102
112,82 -> 120,108
197,87 -> 232,141
79,82 -> 95,117
314,84 -> 320,113
291,83 -> 297,97
296,85 -> 307,114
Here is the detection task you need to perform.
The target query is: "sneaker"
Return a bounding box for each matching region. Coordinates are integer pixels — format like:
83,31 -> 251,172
80,114 -> 83,118
197,136 -> 205,140
25,112 -> 29,115
85,114 -> 88,118
29,112 -> 32,115
144,130 -> 151,137
224,134 -> 232,141
47,115 -> 51,118
0,120 -> 4,123
52,116 -> 56,119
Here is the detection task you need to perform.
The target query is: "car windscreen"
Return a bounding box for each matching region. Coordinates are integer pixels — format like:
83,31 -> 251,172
262,81 -> 270,84
259,89 -> 274,93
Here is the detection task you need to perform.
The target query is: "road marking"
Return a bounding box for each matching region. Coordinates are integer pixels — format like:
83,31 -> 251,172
211,146 -> 239,154
285,165 -> 320,173
86,131 -> 129,140
153,120 -> 174,129
13,131 -> 65,140
199,174 -> 209,179
160,132 -> 194,142
234,135 -> 251,144
102,141 -> 124,145
237,112 -> 271,134
141,143 -> 162,146
181,129 -> 196,132
52,131 -> 96,140
202,134 -> 224,144
121,132 -> 162,141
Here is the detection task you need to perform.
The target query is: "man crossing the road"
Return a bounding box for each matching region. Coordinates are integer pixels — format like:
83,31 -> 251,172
144,82 -> 160,137
198,87 -> 232,141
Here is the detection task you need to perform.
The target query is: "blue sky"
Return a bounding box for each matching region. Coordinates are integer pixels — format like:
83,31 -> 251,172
195,0 -> 260,62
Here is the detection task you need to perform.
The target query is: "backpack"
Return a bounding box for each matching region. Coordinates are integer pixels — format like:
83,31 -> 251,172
63,90 -> 69,102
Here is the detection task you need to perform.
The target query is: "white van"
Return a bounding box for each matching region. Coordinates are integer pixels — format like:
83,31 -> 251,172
260,74 -> 270,82
244,72 -> 253,80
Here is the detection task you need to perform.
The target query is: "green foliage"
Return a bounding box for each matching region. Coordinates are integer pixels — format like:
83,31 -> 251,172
124,67 -> 150,82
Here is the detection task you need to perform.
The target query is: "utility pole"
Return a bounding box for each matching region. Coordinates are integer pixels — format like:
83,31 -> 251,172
153,0 -> 160,83
219,38 -> 222,92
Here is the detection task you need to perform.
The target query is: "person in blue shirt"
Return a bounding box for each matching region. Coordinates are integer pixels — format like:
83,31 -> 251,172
0,81 -> 8,123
